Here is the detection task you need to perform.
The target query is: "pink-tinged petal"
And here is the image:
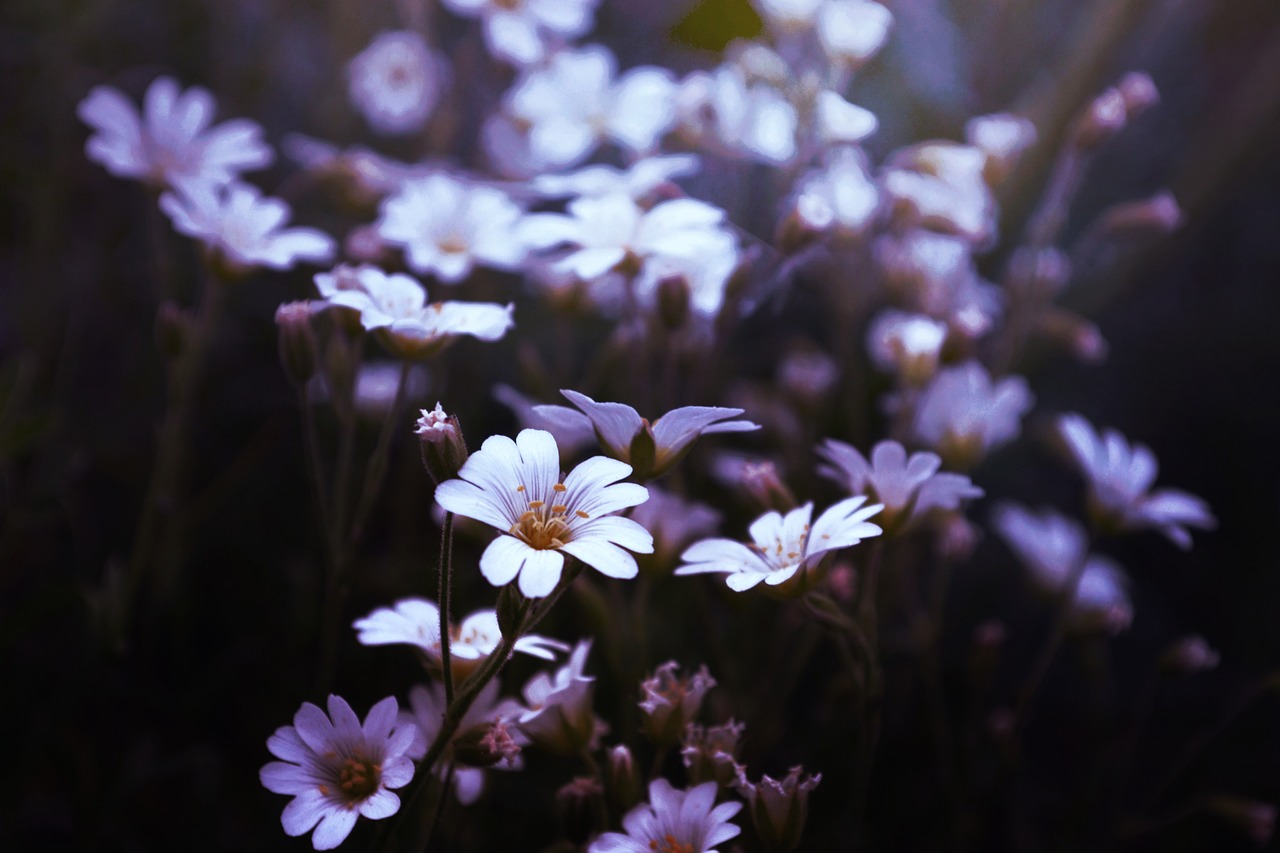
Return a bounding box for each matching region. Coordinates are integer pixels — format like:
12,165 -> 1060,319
575,515 -> 654,553
293,702 -> 336,754
311,807 -> 359,850
435,477 -> 512,531
362,695 -> 399,741
517,547 -> 565,597
561,390 -> 644,454
561,538 -> 638,579
358,788 -> 401,820
260,761 -> 312,794
480,535 -> 531,587
281,791 -> 328,837
267,725 -> 311,763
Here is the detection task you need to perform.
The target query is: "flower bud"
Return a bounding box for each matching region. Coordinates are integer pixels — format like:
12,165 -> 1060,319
155,300 -> 192,361
735,765 -> 821,852
606,744 -> 642,812
682,720 -> 745,788
452,719 -> 522,769
1096,191 -> 1182,240
556,776 -> 604,845
639,662 -> 717,747
416,402 -> 469,484
496,583 -> 525,639
1117,71 -> 1159,117
1074,87 -> 1128,150
741,460 -> 796,513
1160,635 -> 1221,675
275,301 -> 318,386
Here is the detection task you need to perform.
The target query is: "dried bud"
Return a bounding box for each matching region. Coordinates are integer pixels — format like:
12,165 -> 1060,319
417,402 -> 469,484
155,301 -> 192,361
1160,635 -> 1221,675
639,662 -> 717,747
275,301 -> 318,386
656,274 -> 691,331
682,720 -> 745,788
735,765 -> 821,853
453,719 -> 522,769
556,776 -> 604,845
606,745 -> 641,812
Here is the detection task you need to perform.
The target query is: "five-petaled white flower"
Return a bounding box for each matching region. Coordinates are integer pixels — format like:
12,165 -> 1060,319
1057,413 -> 1215,549
435,429 -> 653,597
676,497 -> 883,592
347,31 -> 445,135
441,0 -> 598,65
78,76 -> 273,192
312,264 -> 513,359
376,174 -> 529,283
160,181 -> 335,271
259,695 -> 418,850
589,778 -> 743,853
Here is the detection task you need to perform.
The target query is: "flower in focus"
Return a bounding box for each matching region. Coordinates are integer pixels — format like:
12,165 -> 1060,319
590,779 -> 742,853
991,503 -> 1133,634
353,598 -> 569,680
734,765 -> 822,853
518,639 -> 601,753
376,174 -> 529,283
159,181 -> 335,271
259,695 -> 418,850
817,439 -> 982,532
348,31 -> 444,135
312,264 -> 513,359
911,361 -> 1033,470
639,662 -> 717,747
676,497 -> 882,593
435,429 -> 653,597
1057,413 -> 1215,549
78,76 -> 272,191
441,0 -> 598,65
545,390 -> 759,480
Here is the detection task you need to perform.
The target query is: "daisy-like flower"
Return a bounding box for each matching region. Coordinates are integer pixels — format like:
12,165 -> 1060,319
1056,413 -> 1215,549
542,390 -> 759,481
78,76 -> 272,191
376,173 -> 528,283
347,31 -> 445,135
353,598 -> 569,679
912,361 -> 1033,470
518,640 -> 600,753
531,154 -> 700,201
312,264 -> 513,359
991,503 -> 1133,633
442,0 -> 598,65
676,497 -> 883,593
882,142 -> 996,247
590,779 -> 742,853
817,439 -> 982,531
435,428 -> 653,597
159,181 -> 335,271
259,695 -> 418,850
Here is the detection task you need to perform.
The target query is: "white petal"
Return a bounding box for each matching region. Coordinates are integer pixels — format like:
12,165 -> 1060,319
575,515 -> 654,553
561,538 -> 639,579
435,478 -> 512,531
311,807 -> 358,850
358,788 -> 401,820
517,547 -> 565,597
479,535 -> 531,587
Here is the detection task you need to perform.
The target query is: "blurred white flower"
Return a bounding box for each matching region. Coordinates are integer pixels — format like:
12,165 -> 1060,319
792,146 -> 879,236
992,503 -> 1133,633
260,695 -> 418,850
312,264 -> 513,359
677,65 -> 798,164
376,174 -> 528,282
817,439 -> 982,530
78,76 -> 272,191
882,142 -> 996,247
865,309 -> 948,384
531,154 -> 700,201
1057,413 -> 1216,548
817,0 -> 893,67
435,429 -> 653,597
590,778 -> 742,853
966,112 -> 1037,183
518,640 -> 601,752
912,362 -> 1033,469
676,497 -> 882,592
442,0 -> 598,65
348,31 -> 444,135
159,181 -> 335,271
753,0 -> 823,31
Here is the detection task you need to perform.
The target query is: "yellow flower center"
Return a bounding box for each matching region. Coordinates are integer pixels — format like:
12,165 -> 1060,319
649,835 -> 694,853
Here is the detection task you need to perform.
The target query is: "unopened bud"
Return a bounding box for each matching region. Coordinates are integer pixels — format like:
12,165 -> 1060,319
496,583 -> 525,639
1075,87 -> 1129,150
416,402 -> 469,484
1038,307 -> 1108,364
556,776 -> 604,845
656,274 -> 691,331
1160,635 -> 1221,675
1096,191 -> 1182,240
682,720 -> 745,788
741,460 -> 796,513
606,745 -> 641,812
736,765 -> 821,853
155,301 -> 192,361
275,301 -> 318,386
1117,71 -> 1159,117
639,662 -> 717,747
453,719 -> 522,769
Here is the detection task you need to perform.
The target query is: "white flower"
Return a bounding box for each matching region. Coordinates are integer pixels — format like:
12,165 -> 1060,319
260,695 -> 418,850
817,439 -> 982,530
376,174 -> 528,282
814,89 -> 878,146
590,779 -> 742,853
435,429 -> 653,597
991,504 -> 1133,632
312,264 -> 513,358
817,0 -> 893,66
531,154 -> 700,201
677,66 -> 798,164
676,497 -> 882,592
348,31 -> 444,135
752,0 -> 823,31
500,46 -> 678,171
518,639 -> 600,752
545,390 -> 758,480
159,181 -> 335,271
965,112 -> 1036,181
1057,413 -> 1216,549
912,361 -> 1033,469
865,309 -> 948,384
882,142 -> 996,247
792,146 -> 879,235
442,0 -> 598,65
353,598 -> 569,675
78,76 -> 272,191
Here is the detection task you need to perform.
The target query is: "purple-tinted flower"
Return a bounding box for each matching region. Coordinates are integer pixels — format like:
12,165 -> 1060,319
441,0 -> 598,65
347,32 -> 445,135
518,640 -> 601,753
590,779 -> 742,853
912,361 -> 1032,469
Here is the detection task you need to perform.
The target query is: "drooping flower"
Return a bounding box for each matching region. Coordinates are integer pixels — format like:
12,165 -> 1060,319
734,766 -> 822,853
159,181 -> 335,271
312,264 -> 513,359
78,76 -> 272,191
517,640 -> 601,753
435,429 -> 653,597
375,174 -> 529,284
259,695 -> 418,850
817,438 -> 982,531
676,497 -> 883,593
353,598 -> 569,680
911,361 -> 1033,470
441,0 -> 598,65
590,779 -> 742,853
542,390 -> 758,480
347,31 -> 445,135
1056,413 -> 1215,549
991,503 -> 1133,633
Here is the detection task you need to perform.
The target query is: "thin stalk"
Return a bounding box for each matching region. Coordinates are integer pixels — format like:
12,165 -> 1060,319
850,542 -> 884,842
348,360 -> 412,548
438,511 -> 456,706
